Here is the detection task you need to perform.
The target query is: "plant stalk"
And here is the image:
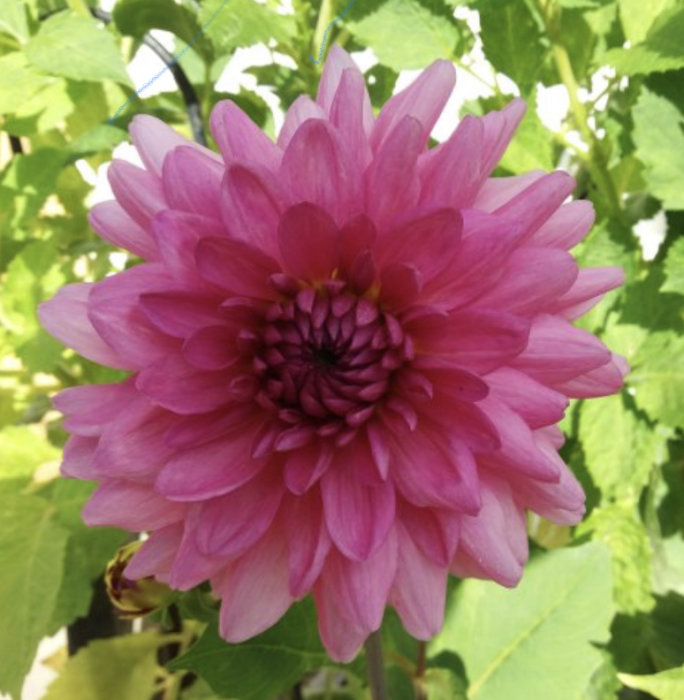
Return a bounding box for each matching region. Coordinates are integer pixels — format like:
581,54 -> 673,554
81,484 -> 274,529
311,0 -> 336,62
364,630 -> 388,700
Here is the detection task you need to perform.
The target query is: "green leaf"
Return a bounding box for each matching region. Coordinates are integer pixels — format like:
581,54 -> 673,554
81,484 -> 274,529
578,393 -> 664,499
578,502 -> 654,613
0,52 -> 54,114
346,0 -> 462,71
0,493 -> 69,699
662,238 -> 684,294
618,0 -> 675,43
0,0 -> 29,43
606,6 -> 684,75
619,666 -> 684,700
199,0 -> 296,53
474,0 -> 547,92
42,631 -> 168,700
632,88 -> 684,210
25,11 -> 132,86
430,543 -> 614,700
0,425 -> 60,488
171,599 -> 327,700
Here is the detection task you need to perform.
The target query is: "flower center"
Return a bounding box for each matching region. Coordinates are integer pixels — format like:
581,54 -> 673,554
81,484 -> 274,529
254,280 -> 413,434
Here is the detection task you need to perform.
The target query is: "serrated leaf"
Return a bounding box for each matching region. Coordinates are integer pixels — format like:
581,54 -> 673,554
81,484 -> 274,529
632,89 -> 684,210
0,52 -> 54,114
474,0 -> 547,92
662,238 -> 684,294
199,0 -> 295,53
618,0 -> 675,43
578,394 -> 663,499
42,631 -> 168,700
619,666 -> 684,700
346,0 -> 462,71
26,11 -> 131,86
607,6 -> 684,75
171,599 -> 326,700
0,494 -> 69,699
578,502 -> 654,613
430,544 -> 614,700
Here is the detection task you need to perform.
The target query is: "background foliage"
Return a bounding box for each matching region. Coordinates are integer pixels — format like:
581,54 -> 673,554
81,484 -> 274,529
1,0 -> 683,698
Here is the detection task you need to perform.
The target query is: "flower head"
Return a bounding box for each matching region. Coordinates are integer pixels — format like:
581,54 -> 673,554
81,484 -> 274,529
40,48 -> 626,661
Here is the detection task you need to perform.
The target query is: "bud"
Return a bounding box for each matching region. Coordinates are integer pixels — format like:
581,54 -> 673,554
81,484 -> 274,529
105,541 -> 174,618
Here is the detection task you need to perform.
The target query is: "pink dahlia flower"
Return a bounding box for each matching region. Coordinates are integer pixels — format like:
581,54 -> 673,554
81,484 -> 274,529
40,48 -> 626,661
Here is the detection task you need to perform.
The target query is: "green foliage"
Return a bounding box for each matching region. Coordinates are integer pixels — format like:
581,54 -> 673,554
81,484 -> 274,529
431,544 -> 614,700
2,1 -> 684,698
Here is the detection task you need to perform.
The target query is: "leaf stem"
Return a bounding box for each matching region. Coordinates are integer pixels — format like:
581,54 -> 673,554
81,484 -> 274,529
364,630 -> 388,700
311,0 -> 336,63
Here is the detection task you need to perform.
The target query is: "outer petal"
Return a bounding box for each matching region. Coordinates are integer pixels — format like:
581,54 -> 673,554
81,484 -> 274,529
124,523 -> 183,580
39,283 -> 127,369
390,522 -> 448,639
108,160 -> 166,229
89,201 -> 158,260
321,464 -> 395,561
278,95 -> 326,150
61,435 -> 98,479
215,526 -> 294,642
529,199 -> 595,249
551,266 -> 625,319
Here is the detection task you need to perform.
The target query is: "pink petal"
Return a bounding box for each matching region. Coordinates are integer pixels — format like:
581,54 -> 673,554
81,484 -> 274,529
365,116 -> 424,229
210,99 -> 281,171
139,291 -> 225,339
451,474 -> 528,587
472,246 -> 579,316
471,171 -> 545,212
278,203 -> 340,281
87,264 -> 182,369
89,201 -> 158,260
371,60 -> 455,152
39,283 -> 127,369
215,527 -> 294,642
390,522 -> 448,639
161,145 -> 224,220
280,119 -> 360,225
379,263 -> 423,310
284,441 -> 333,494
485,367 -> 568,428
398,500 -> 459,568
156,424 -> 266,501
194,469 -> 284,557
283,490 -> 332,596
319,530 -> 397,631
478,98 -> 527,176
419,115 -> 484,209
169,518 -> 225,590
221,163 -> 285,256
83,480 -> 186,530
321,464 -> 395,561
530,199 -> 595,249
511,314 -> 611,384
182,325 -> 242,370
108,159 -> 166,229
124,523 -> 183,579
313,581 -> 367,662
61,435 -> 98,479
551,266 -> 625,319
277,95 -> 326,150
136,352 -> 233,414
330,68 -> 373,169
164,404 -> 259,449
195,236 -> 279,298
554,353 -> 628,398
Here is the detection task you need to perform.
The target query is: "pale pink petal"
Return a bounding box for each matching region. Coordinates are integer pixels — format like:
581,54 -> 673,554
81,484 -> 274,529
530,199 -> 595,249
330,68 -> 373,169
551,267 -> 625,319
277,95 -> 326,150
313,582 -> 367,663
107,159 -> 166,229
471,171 -> 545,212
124,523 -> 183,579
554,353 -> 628,398
89,201 -> 158,260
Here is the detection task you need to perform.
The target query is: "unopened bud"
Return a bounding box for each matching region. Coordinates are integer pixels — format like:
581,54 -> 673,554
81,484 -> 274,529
105,541 -> 174,618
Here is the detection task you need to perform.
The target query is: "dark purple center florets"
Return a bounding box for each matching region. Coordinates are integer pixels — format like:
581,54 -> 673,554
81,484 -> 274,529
253,280 -> 413,432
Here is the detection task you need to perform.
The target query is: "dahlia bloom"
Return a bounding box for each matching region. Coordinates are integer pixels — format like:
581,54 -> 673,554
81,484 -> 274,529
40,48 -> 626,661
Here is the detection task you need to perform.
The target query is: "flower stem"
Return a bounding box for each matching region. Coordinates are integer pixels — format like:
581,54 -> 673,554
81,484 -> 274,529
311,0 -> 335,62
364,630 -> 388,700
414,641 -> 428,700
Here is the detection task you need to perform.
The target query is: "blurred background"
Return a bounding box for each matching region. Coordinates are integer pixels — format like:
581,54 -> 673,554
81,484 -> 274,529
1,0 -> 683,698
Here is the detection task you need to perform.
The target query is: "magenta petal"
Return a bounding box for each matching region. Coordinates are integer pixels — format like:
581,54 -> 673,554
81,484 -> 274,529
83,480 -> 185,530
182,326 -> 241,370
321,465 -> 395,561
39,283 -> 127,369
379,263 -> 423,310
210,99 -> 281,171
136,353 -> 233,414
330,68 -> 373,169
390,522 -> 447,639
216,527 -> 294,642
61,435 -> 98,479
162,146 -> 224,220
284,441 -> 333,494
124,523 -> 183,580
278,203 -> 340,281
313,582 -> 367,662
107,159 -> 166,229
195,236 -> 279,298
472,171 -> 545,212
555,353 -> 628,398
278,95 -> 326,150
319,530 -> 398,631
195,470 -> 284,557
452,474 -> 528,587
129,114 -> 198,177
399,501 -> 459,568
371,60 -> 455,151
139,291 -> 225,339
89,201 -> 158,260
55,382 -> 135,437
551,266 -> 625,319
478,98 -> 526,176
531,199 -> 595,249
283,491 -> 332,596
